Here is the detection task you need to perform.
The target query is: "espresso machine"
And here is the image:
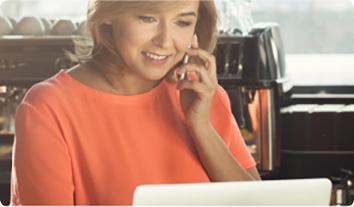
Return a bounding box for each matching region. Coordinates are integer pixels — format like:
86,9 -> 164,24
214,22 -> 292,176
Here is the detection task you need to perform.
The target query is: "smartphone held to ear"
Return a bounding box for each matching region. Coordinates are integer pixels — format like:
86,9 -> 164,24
177,42 -> 192,81
177,54 -> 189,81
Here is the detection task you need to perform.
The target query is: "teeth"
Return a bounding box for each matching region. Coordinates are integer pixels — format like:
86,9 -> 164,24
144,52 -> 168,60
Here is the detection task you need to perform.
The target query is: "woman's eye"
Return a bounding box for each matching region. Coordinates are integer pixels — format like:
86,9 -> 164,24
138,16 -> 156,23
176,20 -> 192,27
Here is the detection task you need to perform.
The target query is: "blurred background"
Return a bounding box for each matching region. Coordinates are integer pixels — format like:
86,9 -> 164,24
1,0 -> 354,85
1,0 -> 354,205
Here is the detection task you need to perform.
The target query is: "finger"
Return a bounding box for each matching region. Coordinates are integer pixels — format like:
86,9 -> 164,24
187,49 -> 217,75
177,80 -> 210,95
187,50 -> 217,84
164,65 -> 182,83
176,64 -> 210,83
191,34 -> 199,49
180,62 -> 217,85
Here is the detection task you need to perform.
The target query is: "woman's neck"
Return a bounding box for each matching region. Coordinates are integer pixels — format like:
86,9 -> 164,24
95,66 -> 162,96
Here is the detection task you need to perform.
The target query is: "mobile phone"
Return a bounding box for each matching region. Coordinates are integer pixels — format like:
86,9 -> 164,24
178,42 -> 192,81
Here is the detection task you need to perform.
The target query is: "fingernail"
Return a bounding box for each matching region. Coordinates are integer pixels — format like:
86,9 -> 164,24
188,72 -> 199,81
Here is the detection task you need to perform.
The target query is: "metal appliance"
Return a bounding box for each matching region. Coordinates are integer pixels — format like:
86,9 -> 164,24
214,23 -> 291,174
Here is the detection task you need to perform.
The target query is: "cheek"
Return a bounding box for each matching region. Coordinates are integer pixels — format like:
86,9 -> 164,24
116,32 -> 143,50
173,34 -> 193,63
174,32 -> 194,52
174,26 -> 196,53
112,23 -> 146,50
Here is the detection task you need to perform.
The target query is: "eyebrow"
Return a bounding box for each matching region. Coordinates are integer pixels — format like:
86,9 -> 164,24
177,12 -> 197,17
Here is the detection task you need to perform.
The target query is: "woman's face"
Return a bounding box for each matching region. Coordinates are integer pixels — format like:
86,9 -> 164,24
110,1 -> 199,81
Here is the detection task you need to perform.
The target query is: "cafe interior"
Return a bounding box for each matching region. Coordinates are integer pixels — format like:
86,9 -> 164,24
0,0 -> 353,205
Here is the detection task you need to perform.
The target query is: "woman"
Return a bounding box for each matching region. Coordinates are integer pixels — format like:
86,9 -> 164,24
11,0 -> 261,205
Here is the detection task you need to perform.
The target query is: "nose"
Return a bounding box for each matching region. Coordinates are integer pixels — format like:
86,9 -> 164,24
152,22 -> 174,49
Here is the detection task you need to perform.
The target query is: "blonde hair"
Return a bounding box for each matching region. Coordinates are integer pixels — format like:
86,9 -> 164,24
81,0 -> 218,74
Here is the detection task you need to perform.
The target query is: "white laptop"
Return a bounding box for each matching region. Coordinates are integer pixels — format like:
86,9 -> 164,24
133,178 -> 332,205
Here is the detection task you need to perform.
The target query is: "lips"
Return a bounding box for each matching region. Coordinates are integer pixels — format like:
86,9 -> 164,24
142,51 -> 171,59
142,51 -> 171,65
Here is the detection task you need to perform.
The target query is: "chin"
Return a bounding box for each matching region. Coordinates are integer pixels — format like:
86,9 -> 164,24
137,70 -> 165,81
139,67 -> 173,81
147,73 -> 168,81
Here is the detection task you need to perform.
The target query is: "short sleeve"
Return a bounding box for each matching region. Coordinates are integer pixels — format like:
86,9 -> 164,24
209,86 -> 256,169
11,101 -> 74,205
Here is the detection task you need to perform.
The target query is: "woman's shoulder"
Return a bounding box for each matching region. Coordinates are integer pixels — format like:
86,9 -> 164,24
212,84 -> 232,111
209,84 -> 235,128
21,69 -> 73,108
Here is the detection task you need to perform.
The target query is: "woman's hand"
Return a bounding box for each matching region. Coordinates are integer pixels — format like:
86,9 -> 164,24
172,36 -> 261,182
175,35 -> 218,129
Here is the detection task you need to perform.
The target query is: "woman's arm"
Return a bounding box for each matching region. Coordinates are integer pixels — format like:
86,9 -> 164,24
175,36 -> 260,181
188,122 -> 261,182
11,101 -> 74,205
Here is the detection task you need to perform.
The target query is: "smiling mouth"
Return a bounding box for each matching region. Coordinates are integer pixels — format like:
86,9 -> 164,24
142,51 -> 171,61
